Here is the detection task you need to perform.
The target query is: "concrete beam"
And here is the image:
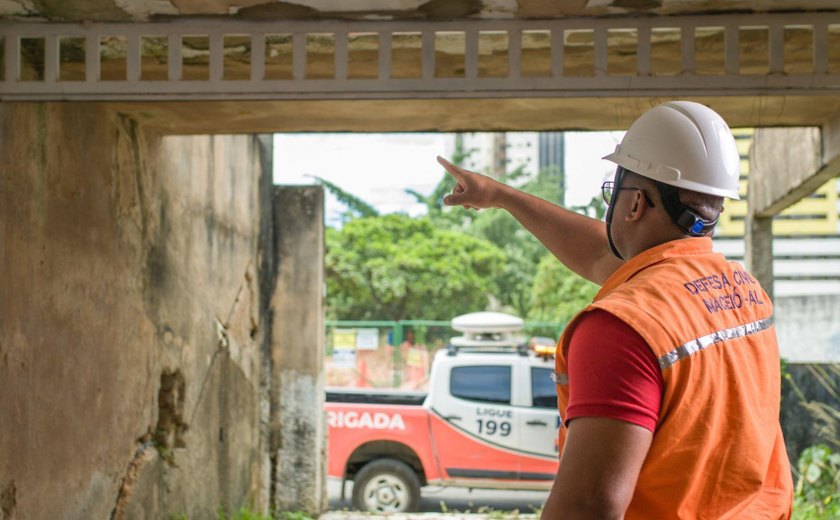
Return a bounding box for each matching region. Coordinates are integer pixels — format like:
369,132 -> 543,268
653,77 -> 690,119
749,111 -> 840,217
113,95 -> 840,135
749,127 -> 821,217
744,112 -> 840,301
269,185 -> 326,516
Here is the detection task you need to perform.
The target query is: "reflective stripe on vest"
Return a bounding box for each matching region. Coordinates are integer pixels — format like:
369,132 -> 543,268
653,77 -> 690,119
551,371 -> 568,385
657,316 -> 774,370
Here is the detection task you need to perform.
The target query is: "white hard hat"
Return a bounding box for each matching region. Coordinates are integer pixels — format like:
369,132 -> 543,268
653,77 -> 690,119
602,101 -> 741,199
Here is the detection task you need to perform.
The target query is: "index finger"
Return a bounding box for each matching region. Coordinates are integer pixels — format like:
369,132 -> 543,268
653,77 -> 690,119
436,156 -> 473,179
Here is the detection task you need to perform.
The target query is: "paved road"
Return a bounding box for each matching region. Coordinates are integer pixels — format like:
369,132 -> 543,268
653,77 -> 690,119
327,477 -> 547,515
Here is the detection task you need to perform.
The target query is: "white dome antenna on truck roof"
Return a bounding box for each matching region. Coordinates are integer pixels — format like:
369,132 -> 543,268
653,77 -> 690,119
449,312 -> 526,352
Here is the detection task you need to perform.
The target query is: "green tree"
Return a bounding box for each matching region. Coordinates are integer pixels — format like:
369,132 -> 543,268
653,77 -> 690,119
528,254 -> 599,325
311,175 -> 379,222
406,133 -> 476,216
326,214 -> 505,321
319,133 -> 604,322
572,194 -> 607,220
406,133 -> 477,231
793,444 -> 840,519
456,164 -> 567,316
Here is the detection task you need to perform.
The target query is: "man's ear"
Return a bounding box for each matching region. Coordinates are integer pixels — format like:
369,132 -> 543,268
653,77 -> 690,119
625,191 -> 646,222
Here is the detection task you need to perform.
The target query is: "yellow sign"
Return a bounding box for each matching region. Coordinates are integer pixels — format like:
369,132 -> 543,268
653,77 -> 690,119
333,329 -> 357,351
407,349 -> 423,367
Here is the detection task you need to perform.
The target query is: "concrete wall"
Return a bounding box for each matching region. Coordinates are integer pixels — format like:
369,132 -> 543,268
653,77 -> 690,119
269,187 -> 326,515
776,295 -> 840,362
0,103 -> 272,519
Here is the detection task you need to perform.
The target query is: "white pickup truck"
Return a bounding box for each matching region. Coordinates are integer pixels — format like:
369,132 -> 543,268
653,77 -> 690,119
325,312 -> 561,513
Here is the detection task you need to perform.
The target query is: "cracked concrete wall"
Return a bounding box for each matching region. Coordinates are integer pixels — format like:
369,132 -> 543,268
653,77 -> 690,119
0,103 -> 271,519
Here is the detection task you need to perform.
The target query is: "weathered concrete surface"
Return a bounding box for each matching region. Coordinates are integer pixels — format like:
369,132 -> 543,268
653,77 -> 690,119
1,0 -> 837,22
776,295 -> 840,363
269,186 -> 327,515
0,103 -> 271,518
749,127 -> 825,217
111,96 -> 840,135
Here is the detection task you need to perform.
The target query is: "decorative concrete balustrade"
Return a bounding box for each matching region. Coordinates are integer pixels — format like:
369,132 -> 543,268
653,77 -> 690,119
2,13 -> 840,100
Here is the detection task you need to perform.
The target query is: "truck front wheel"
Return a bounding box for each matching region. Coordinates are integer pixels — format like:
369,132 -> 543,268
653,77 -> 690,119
352,458 -> 421,513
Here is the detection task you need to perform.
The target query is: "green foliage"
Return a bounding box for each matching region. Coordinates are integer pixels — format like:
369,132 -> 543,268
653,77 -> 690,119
216,507 -> 270,520
431,161 -> 571,317
802,364 -> 840,451
405,133 -> 477,217
326,214 -> 505,320
793,444 -> 840,519
528,254 -> 599,325
784,363 -> 840,452
276,512 -> 316,520
322,133 -> 602,323
572,194 -> 607,220
311,175 -> 379,221
788,363 -> 840,519
435,502 -> 539,518
211,507 -> 314,520
494,244 -> 540,318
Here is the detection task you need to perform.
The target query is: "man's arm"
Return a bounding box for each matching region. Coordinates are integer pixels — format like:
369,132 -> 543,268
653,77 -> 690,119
541,417 -> 653,520
438,156 -> 622,285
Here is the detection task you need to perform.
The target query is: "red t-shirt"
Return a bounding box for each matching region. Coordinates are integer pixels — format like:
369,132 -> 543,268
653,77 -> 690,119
565,309 -> 664,432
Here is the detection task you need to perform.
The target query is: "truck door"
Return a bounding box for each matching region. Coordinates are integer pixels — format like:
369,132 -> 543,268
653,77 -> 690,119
429,363 -> 522,480
516,365 -> 562,460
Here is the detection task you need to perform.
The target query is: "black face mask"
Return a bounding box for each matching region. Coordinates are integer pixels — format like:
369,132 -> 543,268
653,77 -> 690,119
604,167 -> 625,260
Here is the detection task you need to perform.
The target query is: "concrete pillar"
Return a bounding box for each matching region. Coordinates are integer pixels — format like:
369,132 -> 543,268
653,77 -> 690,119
746,124 -> 834,302
745,215 -> 774,302
269,186 -> 326,515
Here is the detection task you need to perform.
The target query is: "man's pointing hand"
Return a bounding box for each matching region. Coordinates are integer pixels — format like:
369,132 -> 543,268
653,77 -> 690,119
438,156 -> 506,211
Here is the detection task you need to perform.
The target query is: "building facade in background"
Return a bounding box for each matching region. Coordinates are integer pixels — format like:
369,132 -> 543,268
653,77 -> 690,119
715,129 -> 840,297
455,131 -> 566,189
458,132 -> 544,179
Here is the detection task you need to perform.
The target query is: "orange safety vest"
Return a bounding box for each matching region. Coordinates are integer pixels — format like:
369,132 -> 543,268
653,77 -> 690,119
555,237 -> 793,519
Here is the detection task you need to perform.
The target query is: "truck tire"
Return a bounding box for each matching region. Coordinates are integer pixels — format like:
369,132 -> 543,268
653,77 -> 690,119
351,458 -> 421,513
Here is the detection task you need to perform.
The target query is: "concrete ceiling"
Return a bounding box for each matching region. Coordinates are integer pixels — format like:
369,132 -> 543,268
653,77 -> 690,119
5,1 -> 840,132
2,0 -> 839,22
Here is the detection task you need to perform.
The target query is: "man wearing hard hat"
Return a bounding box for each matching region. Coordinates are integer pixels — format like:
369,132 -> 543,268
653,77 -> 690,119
439,101 -> 793,519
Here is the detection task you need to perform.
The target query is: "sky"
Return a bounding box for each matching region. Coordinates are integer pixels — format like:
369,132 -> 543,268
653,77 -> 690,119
272,131 -> 624,226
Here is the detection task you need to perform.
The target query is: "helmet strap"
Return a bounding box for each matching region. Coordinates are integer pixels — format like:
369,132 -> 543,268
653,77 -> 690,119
654,181 -> 718,237
605,167 -> 625,260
